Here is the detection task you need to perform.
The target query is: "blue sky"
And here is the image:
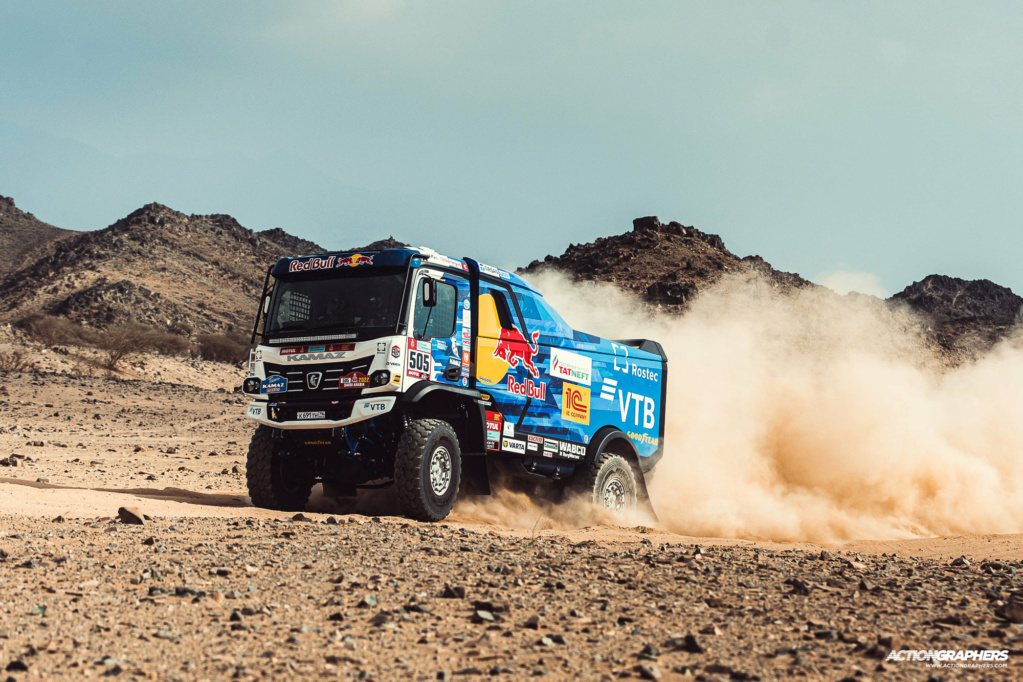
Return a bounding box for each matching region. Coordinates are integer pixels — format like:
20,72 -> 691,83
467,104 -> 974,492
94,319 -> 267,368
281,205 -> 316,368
3,2 -> 1022,296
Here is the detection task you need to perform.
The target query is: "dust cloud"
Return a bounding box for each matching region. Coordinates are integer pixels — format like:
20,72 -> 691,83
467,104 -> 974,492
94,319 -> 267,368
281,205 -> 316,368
457,271 -> 1023,543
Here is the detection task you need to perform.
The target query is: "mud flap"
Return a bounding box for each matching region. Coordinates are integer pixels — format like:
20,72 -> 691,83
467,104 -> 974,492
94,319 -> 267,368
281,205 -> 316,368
461,454 -> 491,495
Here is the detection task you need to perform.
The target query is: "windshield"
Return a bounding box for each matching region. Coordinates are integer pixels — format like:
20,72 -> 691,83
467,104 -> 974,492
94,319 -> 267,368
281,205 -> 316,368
265,268 -> 407,338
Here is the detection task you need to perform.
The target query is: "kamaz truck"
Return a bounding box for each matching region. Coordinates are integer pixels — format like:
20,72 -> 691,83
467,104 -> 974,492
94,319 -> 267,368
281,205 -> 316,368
242,247 -> 667,521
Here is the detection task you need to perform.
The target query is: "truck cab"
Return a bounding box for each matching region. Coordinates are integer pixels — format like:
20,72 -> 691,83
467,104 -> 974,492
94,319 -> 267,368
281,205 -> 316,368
242,247 -> 667,521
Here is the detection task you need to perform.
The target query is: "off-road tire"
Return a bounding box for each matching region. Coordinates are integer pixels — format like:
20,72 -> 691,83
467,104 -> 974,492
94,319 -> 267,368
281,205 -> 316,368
574,451 -> 638,513
394,419 -> 461,522
246,425 -> 314,511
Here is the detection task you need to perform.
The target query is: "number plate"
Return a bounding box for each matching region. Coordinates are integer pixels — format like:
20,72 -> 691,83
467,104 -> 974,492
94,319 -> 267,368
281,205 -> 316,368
296,411 -> 325,420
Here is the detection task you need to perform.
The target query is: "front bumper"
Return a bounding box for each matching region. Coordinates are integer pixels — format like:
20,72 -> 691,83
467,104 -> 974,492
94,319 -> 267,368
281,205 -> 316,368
245,396 -> 397,430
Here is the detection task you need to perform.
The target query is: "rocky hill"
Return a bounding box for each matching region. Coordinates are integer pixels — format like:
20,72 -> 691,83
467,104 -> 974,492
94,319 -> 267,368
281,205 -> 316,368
257,227 -> 323,256
521,215 -> 1021,360
892,274 -> 1022,357
520,216 -> 816,313
0,195 -> 75,276
0,203 -> 322,335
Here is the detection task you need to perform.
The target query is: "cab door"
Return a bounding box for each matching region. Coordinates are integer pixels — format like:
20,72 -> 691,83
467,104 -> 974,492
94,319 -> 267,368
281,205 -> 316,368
409,270 -> 471,387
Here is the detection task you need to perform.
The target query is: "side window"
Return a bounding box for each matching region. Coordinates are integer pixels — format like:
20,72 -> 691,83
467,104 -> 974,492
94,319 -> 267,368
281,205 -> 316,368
413,278 -> 458,339
515,291 -> 572,340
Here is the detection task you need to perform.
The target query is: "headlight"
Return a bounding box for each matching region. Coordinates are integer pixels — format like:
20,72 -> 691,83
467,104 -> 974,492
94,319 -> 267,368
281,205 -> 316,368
370,370 -> 391,387
243,377 -> 261,394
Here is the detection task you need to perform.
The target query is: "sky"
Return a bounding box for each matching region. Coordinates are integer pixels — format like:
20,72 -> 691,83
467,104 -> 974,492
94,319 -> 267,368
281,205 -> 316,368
3,1 -> 1023,297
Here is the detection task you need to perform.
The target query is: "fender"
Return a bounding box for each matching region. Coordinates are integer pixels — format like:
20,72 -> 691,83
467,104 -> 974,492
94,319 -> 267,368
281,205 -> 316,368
399,381 -> 480,404
588,425 -> 657,517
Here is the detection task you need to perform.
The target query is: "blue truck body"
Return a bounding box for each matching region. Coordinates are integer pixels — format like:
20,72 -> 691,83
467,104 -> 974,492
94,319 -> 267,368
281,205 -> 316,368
242,247 -> 666,518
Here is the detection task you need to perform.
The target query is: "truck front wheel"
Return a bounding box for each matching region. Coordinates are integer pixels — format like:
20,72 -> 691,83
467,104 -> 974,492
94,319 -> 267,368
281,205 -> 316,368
246,425 -> 315,512
394,419 -> 462,522
575,451 -> 638,513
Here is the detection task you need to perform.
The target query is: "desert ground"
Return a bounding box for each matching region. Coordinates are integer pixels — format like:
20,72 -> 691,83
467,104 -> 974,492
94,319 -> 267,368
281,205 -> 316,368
1,341 -> 1021,680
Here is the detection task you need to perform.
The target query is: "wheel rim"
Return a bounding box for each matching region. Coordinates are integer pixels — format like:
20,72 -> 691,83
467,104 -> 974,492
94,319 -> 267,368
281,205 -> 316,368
429,446 -> 452,496
601,474 -> 628,511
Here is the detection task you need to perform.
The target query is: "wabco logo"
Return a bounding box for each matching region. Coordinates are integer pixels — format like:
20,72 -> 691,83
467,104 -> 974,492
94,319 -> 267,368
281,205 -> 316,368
550,349 -> 591,386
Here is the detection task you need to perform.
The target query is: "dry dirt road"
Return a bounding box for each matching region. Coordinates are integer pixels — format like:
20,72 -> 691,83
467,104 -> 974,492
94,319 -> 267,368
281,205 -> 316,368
1,371 -> 1022,681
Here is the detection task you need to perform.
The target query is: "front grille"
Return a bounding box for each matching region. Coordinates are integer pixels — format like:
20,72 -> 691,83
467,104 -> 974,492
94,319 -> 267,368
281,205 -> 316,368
264,358 -> 374,401
267,400 -> 355,423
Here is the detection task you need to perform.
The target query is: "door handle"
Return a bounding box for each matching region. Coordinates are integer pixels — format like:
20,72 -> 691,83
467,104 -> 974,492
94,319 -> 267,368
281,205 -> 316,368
444,366 -> 461,382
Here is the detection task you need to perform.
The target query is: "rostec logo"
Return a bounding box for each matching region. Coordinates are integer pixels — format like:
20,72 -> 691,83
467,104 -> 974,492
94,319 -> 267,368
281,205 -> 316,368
550,349 -> 591,386
562,383 -> 590,425
336,253 -> 374,268
306,372 -> 323,390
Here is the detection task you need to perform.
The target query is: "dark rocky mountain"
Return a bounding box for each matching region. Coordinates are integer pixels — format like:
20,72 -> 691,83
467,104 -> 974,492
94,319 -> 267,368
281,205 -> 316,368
521,215 -> 1021,363
257,227 -> 324,256
0,203 -> 326,335
0,195 -> 76,276
520,216 -> 816,313
891,275 -> 1022,357
352,237 -> 408,251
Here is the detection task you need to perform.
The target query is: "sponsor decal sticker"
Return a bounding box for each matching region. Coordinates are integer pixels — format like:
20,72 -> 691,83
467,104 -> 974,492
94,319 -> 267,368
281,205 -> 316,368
599,376 -> 618,401
288,256 -> 336,272
480,263 -> 510,280
246,405 -> 263,417
462,350 -> 470,364
562,383 -> 590,425
434,339 -> 447,352
542,439 -> 558,457
261,376 -> 288,394
361,401 -> 387,413
619,391 -> 657,429
507,376 -> 546,400
390,345 -> 401,359
628,431 -> 658,446
390,373 -> 402,385
631,364 -> 660,382
376,342 -> 387,354
493,328 -> 541,378
335,253 -> 374,268
406,338 -> 432,379
501,438 -> 526,454
550,348 -> 592,386
527,434 -> 543,451
338,372 -> 370,389
485,411 -> 502,449
558,441 -> 586,459
502,420 -> 515,438
297,411 -> 326,420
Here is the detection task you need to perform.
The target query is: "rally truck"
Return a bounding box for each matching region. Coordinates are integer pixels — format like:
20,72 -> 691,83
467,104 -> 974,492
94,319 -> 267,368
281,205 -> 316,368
242,247 -> 667,521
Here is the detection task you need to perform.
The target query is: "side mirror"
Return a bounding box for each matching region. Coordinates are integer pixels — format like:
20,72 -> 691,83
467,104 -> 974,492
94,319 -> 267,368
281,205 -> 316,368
422,279 -> 437,307
263,296 -> 271,315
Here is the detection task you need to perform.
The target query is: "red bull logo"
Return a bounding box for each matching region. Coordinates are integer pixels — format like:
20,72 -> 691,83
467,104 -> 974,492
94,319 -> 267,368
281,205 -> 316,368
492,329 -> 540,378
336,253 -> 374,267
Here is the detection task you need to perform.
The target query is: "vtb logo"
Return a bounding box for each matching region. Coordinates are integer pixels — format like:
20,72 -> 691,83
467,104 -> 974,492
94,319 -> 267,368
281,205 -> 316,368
306,372 -> 323,390
562,383 -> 590,425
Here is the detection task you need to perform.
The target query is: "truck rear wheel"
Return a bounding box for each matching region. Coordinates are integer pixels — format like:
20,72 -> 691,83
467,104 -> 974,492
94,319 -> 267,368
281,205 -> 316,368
394,419 -> 461,522
575,451 -> 638,513
246,425 -> 314,512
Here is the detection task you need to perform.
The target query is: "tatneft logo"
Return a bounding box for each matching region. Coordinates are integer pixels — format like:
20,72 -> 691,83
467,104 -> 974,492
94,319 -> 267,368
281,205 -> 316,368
887,649 -> 1009,668
550,348 -> 592,386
